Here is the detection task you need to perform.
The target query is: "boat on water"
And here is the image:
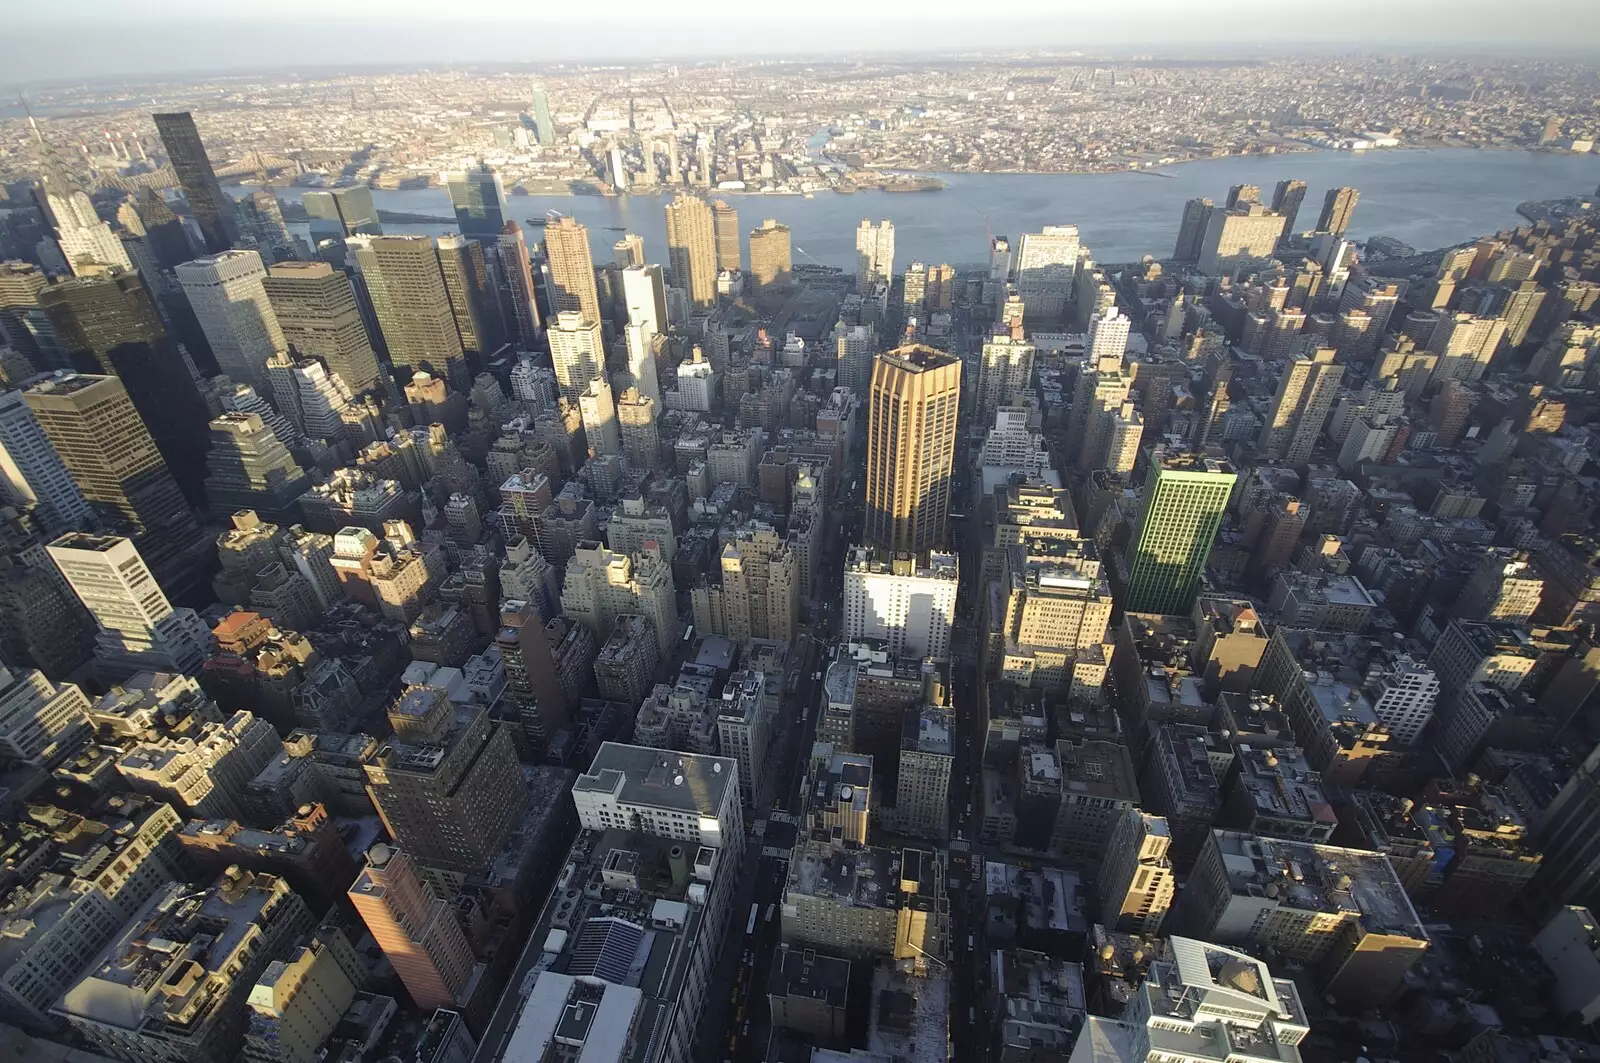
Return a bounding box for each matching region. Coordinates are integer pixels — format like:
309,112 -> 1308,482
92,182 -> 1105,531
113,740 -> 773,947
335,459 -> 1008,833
524,217 -> 549,227
605,226 -> 626,232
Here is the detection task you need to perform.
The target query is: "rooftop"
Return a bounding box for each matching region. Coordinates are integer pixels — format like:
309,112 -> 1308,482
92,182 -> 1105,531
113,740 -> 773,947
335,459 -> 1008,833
494,826 -> 723,1063
903,705 -> 953,757
574,743 -> 736,819
1208,830 -> 1427,939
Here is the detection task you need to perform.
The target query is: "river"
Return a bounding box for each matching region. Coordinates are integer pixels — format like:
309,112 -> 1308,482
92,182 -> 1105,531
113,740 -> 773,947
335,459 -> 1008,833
242,148 -> 1600,271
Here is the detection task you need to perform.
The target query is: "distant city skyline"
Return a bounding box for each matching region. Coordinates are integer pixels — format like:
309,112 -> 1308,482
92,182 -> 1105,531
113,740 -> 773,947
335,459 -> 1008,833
5,2 -> 1600,83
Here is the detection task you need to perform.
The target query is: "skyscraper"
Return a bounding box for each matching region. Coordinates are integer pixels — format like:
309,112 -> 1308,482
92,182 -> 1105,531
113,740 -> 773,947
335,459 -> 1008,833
1015,225 -> 1084,322
203,412 -> 311,522
1225,183 -> 1261,208
543,215 -> 602,325
177,249 -> 286,396
36,273 -> 211,502
28,116 -> 132,277
46,532 -> 212,678
622,264 -> 668,337
262,260 -> 384,395
1173,198 -> 1214,262
152,111 -> 239,254
613,233 -> 646,268
529,86 -> 555,145
855,219 -> 895,295
1316,186 -> 1360,235
578,377 -> 621,458
748,219 -> 792,292
865,345 -> 961,554
363,684 -> 525,872
1259,347 -> 1343,464
547,310 -> 604,403
348,235 -> 468,388
443,162 -> 506,239
25,374 -> 210,599
435,233 -> 505,360
130,188 -> 196,273
1197,204 -> 1289,276
302,186 -> 381,239
495,222 -> 542,346
1124,450 -> 1237,615
495,600 -> 570,752
976,331 -> 1035,426
1271,179 -> 1308,236
664,196 -> 717,308
0,261 -> 60,369
712,199 -> 741,272
0,389 -> 91,537
348,844 -> 476,1012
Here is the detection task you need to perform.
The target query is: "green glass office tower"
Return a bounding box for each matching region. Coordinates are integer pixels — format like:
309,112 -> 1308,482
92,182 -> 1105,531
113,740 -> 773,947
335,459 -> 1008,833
1124,452 -> 1237,615
445,163 -> 506,239
530,88 -> 555,145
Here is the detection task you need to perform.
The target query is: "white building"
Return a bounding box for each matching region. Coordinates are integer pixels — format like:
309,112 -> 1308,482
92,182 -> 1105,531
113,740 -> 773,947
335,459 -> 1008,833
547,310 -> 604,403
177,249 -> 286,396
664,349 -> 715,413
622,264 -> 668,335
578,377 -> 621,458
1086,305 -> 1131,363
842,546 -> 958,661
1015,225 -> 1084,323
570,742 -> 744,850
624,322 -> 662,405
1070,937 -> 1310,1063
509,358 -> 559,410
0,388 -> 92,536
47,533 -> 213,681
1363,654 -> 1440,746
0,663 -> 91,766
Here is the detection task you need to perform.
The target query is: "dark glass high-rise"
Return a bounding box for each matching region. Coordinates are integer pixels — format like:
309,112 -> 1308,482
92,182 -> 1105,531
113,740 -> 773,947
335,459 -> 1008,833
37,272 -> 213,504
153,111 -> 240,254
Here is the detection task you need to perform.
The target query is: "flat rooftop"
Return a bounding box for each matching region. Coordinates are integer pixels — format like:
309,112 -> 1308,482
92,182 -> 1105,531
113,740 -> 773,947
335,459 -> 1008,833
1209,830 -> 1427,939
574,742 -> 736,818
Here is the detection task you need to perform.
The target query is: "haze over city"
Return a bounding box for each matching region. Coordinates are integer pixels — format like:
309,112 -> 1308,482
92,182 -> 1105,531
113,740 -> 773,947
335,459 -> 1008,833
2,7 -> 1600,1063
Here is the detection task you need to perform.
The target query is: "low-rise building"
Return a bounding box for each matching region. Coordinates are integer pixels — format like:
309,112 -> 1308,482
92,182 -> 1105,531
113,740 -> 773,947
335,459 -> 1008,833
55,869 -> 315,1063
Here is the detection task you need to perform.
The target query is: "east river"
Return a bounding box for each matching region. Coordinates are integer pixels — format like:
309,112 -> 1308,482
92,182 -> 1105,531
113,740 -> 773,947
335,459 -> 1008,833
244,148 -> 1600,270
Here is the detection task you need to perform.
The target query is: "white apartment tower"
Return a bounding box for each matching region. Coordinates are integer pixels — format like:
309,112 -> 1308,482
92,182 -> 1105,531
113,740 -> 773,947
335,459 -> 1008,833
578,377 -> 621,458
547,310 -> 605,403
177,249 -> 286,396
47,533 -> 213,680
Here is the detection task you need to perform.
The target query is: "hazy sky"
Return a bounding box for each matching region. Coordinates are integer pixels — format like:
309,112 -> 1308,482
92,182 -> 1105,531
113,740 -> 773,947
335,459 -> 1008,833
5,0 -> 1600,84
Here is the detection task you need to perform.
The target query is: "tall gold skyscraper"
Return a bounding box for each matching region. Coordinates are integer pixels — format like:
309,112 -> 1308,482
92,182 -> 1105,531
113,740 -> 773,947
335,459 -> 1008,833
347,235 -> 467,387
865,345 -> 962,553
664,196 -> 717,308
543,215 -> 602,325
748,219 -> 792,293
712,199 -> 741,272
